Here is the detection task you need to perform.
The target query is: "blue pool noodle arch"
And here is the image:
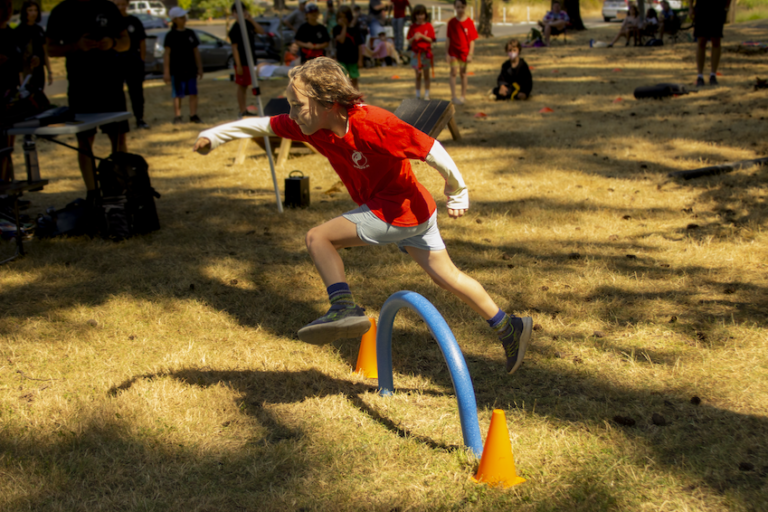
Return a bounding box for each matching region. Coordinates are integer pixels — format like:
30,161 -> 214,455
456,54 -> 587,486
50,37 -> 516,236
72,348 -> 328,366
376,290 -> 483,457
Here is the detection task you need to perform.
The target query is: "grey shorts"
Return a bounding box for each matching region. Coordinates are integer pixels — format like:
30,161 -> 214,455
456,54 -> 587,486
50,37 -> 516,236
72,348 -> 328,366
342,205 -> 446,253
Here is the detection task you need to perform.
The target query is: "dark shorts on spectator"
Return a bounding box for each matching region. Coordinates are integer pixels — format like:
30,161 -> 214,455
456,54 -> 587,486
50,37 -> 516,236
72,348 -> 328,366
172,77 -> 198,99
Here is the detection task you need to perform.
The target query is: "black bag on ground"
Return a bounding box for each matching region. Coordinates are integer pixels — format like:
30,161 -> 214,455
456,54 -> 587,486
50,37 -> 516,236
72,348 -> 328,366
96,152 -> 161,240
634,83 -> 691,99
35,198 -> 91,238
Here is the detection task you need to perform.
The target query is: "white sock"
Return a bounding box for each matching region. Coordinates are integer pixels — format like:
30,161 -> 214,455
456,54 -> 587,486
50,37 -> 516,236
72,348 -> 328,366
710,72 -> 716,77
697,74 -> 704,79
415,89 -> 421,99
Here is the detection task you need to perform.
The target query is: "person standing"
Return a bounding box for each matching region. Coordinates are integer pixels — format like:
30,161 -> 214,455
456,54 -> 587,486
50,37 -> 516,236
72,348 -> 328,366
390,0 -> 410,57
228,1 -> 265,118
367,0 -> 390,43
14,0 -> 52,93
163,6 -> 203,124
333,5 -> 363,89
113,0 -> 149,129
295,3 -> 330,63
406,4 -> 434,100
1,0 -> 21,183
446,0 -> 477,105
692,0 -> 730,86
46,0 -> 130,202
283,0 -> 308,34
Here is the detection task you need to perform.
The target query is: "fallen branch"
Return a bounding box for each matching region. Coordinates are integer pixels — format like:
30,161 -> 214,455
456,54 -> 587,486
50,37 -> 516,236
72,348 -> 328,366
16,370 -> 59,382
668,157 -> 768,180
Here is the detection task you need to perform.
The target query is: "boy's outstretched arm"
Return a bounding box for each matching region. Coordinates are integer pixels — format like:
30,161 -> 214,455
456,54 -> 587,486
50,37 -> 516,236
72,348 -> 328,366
194,117 -> 276,155
425,140 -> 469,219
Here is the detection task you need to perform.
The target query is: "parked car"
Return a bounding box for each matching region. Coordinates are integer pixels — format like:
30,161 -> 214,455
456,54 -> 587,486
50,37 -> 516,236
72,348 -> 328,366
602,0 -> 683,22
144,28 -> 233,75
135,13 -> 169,29
128,1 -> 167,18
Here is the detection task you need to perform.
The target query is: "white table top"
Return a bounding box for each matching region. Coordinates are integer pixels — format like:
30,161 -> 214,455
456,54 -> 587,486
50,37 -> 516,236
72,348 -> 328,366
7,112 -> 131,136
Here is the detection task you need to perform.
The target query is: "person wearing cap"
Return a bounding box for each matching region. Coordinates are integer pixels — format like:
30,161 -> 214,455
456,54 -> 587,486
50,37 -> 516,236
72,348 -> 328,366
283,0 -> 308,34
46,0 -> 131,203
295,2 -> 330,63
164,6 -> 203,124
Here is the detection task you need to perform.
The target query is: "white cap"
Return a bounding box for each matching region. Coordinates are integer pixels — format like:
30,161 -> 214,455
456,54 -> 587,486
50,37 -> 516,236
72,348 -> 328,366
168,6 -> 188,18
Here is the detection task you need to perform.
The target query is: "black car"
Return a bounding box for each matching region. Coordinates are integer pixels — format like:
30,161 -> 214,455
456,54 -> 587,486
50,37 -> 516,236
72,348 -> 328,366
144,28 -> 233,75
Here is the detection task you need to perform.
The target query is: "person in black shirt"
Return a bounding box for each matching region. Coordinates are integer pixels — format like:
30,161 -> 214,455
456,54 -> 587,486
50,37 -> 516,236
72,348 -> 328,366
295,3 -> 330,63
228,2 -> 264,118
15,0 -> 52,92
46,0 -> 130,197
164,7 -> 203,124
1,0 -> 21,182
490,39 -> 532,101
333,5 -> 363,90
114,0 -> 149,129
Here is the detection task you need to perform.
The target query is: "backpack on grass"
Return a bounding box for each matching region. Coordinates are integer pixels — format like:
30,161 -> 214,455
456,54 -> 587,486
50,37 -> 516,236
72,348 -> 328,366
96,152 -> 161,240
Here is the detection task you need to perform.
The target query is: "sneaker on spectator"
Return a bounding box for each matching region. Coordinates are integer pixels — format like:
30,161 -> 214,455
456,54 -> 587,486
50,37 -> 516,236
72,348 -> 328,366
499,316 -> 533,374
424,91 -> 430,100
172,116 -> 183,124
137,120 -> 151,129
709,74 -> 719,86
696,76 -> 705,87
190,115 -> 202,124
297,304 -> 370,345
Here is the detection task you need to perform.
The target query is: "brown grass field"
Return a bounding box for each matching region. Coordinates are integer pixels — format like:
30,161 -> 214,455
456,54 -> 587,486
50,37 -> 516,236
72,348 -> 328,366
2,19 -> 768,511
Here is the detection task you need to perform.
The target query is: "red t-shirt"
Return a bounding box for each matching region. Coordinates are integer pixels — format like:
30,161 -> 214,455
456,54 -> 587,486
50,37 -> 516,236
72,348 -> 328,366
270,105 -> 437,227
446,17 -> 478,61
407,22 -> 435,53
392,0 -> 410,19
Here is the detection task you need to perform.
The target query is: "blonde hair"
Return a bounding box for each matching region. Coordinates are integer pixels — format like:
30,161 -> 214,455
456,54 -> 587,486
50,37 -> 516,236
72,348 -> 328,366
288,57 -> 364,108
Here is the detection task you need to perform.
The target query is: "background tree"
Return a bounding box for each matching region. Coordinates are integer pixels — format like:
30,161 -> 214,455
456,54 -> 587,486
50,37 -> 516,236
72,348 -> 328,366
563,0 -> 586,30
477,0 -> 493,37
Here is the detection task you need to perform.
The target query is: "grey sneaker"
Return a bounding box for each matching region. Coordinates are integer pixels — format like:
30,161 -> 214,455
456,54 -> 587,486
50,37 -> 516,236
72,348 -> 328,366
298,304 -> 371,345
500,316 -> 533,374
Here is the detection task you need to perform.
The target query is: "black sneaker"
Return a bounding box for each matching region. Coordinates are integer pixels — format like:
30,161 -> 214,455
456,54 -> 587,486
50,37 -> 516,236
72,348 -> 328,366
297,304 -> 370,345
709,75 -> 718,86
137,120 -> 151,129
172,116 -> 183,125
696,76 -> 705,87
190,115 -> 202,124
499,316 -> 533,374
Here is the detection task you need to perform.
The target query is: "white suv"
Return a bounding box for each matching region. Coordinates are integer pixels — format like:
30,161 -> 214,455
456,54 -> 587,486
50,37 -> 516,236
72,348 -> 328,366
128,1 -> 167,18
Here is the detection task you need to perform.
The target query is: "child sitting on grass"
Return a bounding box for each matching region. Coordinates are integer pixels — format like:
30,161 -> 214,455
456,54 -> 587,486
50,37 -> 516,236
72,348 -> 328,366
446,0 -> 477,105
193,57 -> 533,375
164,7 -> 203,124
406,4 -> 435,100
490,38 -> 532,101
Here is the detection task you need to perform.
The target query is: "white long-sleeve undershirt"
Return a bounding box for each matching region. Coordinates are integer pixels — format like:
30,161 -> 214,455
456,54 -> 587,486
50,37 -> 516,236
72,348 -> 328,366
196,118 -> 469,210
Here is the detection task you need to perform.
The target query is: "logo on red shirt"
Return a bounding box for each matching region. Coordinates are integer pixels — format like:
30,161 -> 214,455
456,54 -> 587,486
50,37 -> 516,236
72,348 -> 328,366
351,151 -> 369,169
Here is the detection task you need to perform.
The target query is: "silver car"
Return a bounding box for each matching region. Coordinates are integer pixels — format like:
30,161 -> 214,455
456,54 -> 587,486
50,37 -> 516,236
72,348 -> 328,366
144,28 -> 234,76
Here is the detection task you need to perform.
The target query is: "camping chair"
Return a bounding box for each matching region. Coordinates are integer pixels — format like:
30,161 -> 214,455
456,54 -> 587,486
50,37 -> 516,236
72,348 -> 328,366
663,9 -> 694,44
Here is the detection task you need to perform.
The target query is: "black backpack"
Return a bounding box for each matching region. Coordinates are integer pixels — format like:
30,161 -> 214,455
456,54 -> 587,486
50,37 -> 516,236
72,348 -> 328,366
96,152 -> 161,240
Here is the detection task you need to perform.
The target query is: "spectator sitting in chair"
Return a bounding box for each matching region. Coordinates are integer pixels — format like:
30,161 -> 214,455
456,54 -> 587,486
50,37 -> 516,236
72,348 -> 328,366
489,38 -> 532,101
365,31 -> 398,66
538,0 -> 569,46
608,3 -> 642,47
659,0 -> 681,40
642,8 -> 660,40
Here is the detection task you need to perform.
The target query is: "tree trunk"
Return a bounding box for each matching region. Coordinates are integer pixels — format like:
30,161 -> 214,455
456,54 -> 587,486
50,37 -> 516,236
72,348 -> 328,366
563,0 -> 586,30
638,0 -> 646,22
273,0 -> 285,11
477,0 -> 494,37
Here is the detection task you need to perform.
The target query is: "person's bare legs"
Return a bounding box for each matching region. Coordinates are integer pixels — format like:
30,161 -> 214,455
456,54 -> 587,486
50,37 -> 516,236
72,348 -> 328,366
107,132 -> 128,154
711,37 -> 721,74
189,95 -> 198,117
460,67 -> 468,102
423,68 -> 431,98
77,134 -> 97,191
0,135 -> 14,183
236,84 -> 247,113
449,63 -> 458,100
405,246 -> 499,319
415,68 -> 422,96
305,216 -> 368,286
173,97 -> 182,117
696,37 -> 707,75
544,23 -> 552,45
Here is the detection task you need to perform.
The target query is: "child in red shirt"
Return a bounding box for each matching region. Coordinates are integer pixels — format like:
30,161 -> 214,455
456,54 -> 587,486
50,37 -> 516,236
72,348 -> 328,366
445,0 -> 477,105
406,4 -> 435,100
194,57 -> 532,375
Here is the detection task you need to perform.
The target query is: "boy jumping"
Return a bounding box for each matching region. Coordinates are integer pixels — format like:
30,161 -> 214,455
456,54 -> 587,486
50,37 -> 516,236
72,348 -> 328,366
193,57 -> 532,374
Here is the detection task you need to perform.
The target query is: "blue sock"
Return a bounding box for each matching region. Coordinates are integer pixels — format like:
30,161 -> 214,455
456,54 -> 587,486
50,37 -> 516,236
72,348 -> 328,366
327,282 -> 355,307
487,309 -> 506,329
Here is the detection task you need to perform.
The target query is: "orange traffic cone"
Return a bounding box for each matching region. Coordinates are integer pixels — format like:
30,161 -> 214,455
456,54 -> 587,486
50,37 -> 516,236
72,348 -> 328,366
354,317 -> 378,378
471,409 -> 526,488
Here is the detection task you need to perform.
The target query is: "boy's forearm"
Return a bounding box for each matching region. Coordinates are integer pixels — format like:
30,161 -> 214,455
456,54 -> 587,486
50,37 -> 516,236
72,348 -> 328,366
425,140 -> 469,210
198,117 -> 276,151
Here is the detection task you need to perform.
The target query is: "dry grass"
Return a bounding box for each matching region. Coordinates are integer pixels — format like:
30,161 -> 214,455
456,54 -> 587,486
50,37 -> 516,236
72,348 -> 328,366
2,20 -> 768,512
